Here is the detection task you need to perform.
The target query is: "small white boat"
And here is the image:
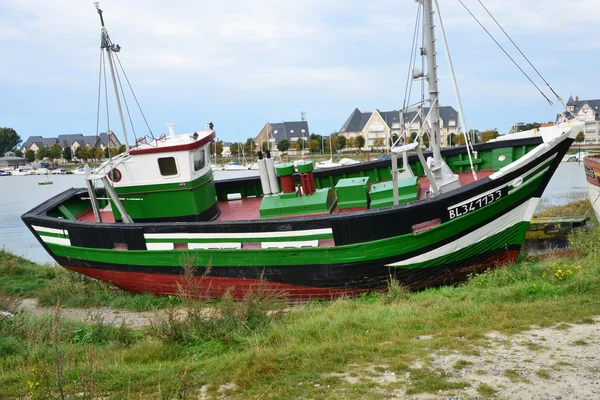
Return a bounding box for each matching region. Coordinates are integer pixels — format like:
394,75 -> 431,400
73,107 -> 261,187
35,168 -> 49,175
316,158 -> 341,169
0,170 -> 11,176
11,167 -> 34,176
223,162 -> 247,171
52,168 -> 67,175
339,158 -> 360,166
247,162 -> 259,170
210,164 -> 224,171
564,151 -> 589,162
72,166 -> 86,175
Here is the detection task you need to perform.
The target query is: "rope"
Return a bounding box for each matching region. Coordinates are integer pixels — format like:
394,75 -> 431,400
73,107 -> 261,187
403,3 -> 422,112
476,0 -> 566,109
114,53 -> 155,138
456,0 -> 562,114
433,0 -> 477,181
112,55 -> 138,144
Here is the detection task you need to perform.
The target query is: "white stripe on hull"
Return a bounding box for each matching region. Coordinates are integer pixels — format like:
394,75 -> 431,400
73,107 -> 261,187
386,198 -> 540,267
33,225 -> 66,236
40,236 -> 71,246
144,228 -> 333,240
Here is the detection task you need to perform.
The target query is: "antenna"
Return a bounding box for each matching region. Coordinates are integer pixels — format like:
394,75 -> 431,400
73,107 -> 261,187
301,111 -> 306,121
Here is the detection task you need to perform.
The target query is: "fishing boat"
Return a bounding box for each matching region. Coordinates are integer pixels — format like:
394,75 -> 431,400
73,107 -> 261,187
584,155 -> 600,219
22,2 -> 582,301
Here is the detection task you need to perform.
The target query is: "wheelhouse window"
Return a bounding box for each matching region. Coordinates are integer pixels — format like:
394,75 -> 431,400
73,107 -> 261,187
193,148 -> 205,171
158,157 -> 178,176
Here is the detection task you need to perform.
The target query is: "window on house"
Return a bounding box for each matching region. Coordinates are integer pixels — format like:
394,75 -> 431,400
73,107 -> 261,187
301,129 -> 306,133
192,148 -> 205,171
158,157 -> 178,176
290,130 -> 294,133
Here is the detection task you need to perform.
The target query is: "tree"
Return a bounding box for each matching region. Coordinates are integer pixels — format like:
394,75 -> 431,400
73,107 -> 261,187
49,143 -> 62,160
215,141 -> 223,157
78,146 -> 92,161
373,138 -> 385,149
575,132 -> 585,143
118,145 -> 127,154
336,135 -> 346,151
109,147 -> 119,158
90,147 -> 98,160
25,149 -> 35,162
452,134 -> 466,146
277,139 -> 290,153
261,141 -> 269,153
356,135 -> 365,151
309,139 -> 320,153
94,147 -> 104,160
389,133 -> 399,147
14,149 -> 23,158
36,146 -> 49,160
480,129 -> 500,143
0,127 -> 21,154
229,143 -> 241,156
62,146 -> 72,161
244,138 -> 255,157
346,137 -> 356,149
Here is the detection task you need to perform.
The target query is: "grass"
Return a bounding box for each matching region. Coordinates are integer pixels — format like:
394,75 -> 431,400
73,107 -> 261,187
535,199 -> 597,224
1,222 -> 600,398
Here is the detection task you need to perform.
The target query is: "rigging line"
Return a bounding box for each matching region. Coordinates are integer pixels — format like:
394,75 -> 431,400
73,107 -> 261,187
114,53 -> 155,138
406,7 -> 422,112
434,0 -> 477,181
456,0 -> 561,114
96,49 -> 103,137
112,55 -> 138,143
476,0 -> 566,108
403,3 -> 421,111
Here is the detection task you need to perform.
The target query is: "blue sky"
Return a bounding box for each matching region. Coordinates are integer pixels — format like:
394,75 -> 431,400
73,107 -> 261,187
1,0 -> 598,145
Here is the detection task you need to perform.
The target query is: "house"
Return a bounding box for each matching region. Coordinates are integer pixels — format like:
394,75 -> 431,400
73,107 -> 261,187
0,152 -> 27,168
557,96 -> 600,144
94,131 -> 121,149
21,136 -> 57,152
339,106 -> 460,150
222,142 -> 233,157
22,132 -> 123,157
254,121 -> 310,151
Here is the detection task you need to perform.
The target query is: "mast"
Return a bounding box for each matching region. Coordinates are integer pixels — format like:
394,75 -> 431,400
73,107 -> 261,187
422,0 -> 442,166
419,0 -> 460,194
95,3 -> 130,153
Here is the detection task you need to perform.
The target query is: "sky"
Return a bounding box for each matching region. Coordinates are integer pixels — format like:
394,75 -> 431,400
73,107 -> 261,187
1,0 -> 599,145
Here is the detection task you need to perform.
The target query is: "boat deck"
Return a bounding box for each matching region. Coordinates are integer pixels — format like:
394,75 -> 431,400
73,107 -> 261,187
76,169 -> 494,223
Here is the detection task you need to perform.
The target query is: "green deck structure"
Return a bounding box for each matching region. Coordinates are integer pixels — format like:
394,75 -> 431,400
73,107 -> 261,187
259,188 -> 337,218
335,177 -> 370,210
369,176 -> 418,209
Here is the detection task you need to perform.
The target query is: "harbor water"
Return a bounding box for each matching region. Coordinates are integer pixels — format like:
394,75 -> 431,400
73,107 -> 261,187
0,162 -> 587,263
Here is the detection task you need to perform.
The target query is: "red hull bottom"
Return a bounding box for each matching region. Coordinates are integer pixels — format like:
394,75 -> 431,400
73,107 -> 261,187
64,250 -> 520,301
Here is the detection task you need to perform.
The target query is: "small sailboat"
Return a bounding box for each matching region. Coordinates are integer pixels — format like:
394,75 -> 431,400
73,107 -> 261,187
22,2 -> 582,301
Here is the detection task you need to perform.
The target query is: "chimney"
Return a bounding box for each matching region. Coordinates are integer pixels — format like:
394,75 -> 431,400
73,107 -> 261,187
576,96 -> 579,102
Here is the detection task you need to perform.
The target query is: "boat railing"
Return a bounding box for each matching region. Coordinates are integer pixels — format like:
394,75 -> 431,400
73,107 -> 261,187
86,153 -> 131,181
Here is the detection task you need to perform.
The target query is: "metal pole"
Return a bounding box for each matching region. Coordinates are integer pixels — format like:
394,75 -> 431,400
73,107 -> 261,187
85,179 -> 103,222
102,177 -> 133,223
105,50 -> 130,152
422,0 -> 442,168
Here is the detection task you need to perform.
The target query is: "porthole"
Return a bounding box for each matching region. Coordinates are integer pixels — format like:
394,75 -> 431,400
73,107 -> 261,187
108,168 -> 122,182
498,154 -> 506,162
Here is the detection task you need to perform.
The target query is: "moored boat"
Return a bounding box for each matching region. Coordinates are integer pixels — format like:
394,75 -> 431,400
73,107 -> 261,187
584,155 -> 600,219
22,2 -> 583,301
